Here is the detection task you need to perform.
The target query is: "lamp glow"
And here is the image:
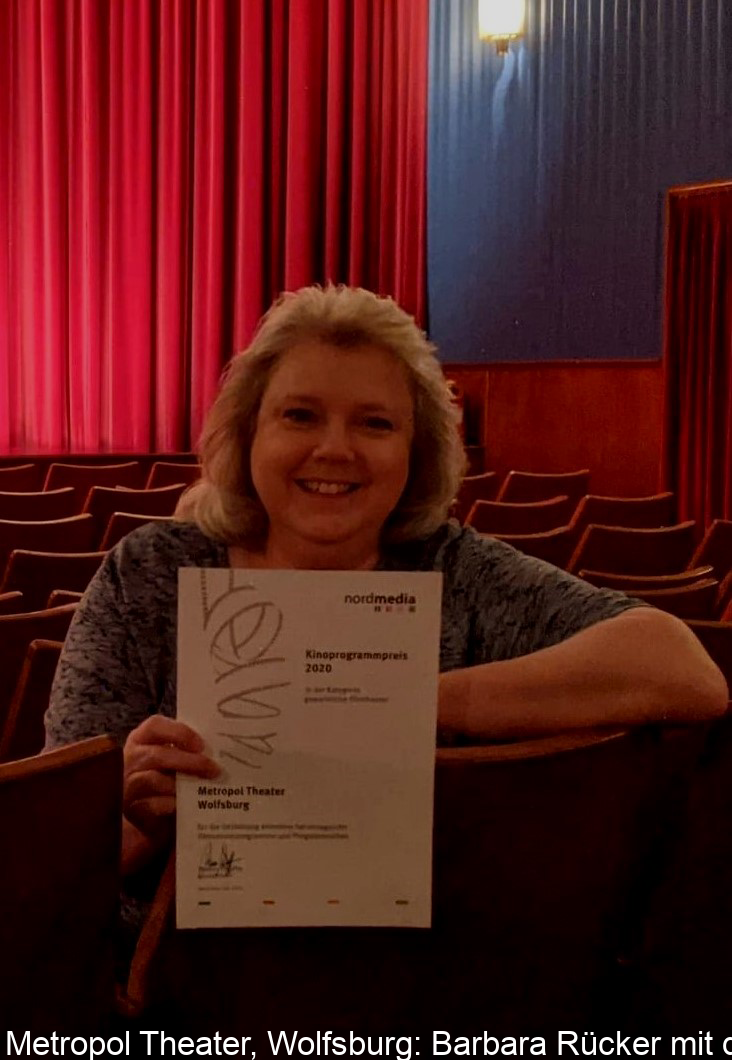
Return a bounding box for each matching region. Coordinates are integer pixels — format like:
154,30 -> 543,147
478,0 -> 526,53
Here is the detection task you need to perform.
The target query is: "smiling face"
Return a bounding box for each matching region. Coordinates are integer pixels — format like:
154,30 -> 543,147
249,340 -> 415,569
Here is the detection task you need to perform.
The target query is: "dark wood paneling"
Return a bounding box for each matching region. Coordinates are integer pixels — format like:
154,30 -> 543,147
447,361 -> 664,497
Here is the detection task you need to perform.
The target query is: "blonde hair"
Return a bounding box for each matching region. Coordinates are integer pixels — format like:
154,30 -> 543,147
176,284 -> 466,547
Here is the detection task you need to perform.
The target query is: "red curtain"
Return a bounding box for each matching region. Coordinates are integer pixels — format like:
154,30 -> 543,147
0,0 -> 429,454
661,183 -> 732,531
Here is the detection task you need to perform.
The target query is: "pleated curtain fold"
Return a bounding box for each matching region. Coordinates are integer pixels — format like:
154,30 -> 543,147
662,183 -> 732,530
0,0 -> 428,453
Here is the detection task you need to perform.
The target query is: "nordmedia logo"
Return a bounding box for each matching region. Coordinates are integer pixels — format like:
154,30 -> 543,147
343,590 -> 417,614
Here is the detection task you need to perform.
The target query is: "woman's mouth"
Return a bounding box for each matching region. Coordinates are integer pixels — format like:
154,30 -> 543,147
296,480 -> 360,495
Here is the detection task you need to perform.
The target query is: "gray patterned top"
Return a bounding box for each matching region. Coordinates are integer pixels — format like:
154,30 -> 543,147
45,519 -> 639,749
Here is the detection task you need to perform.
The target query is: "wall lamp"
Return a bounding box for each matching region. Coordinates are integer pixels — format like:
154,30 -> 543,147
478,0 -> 526,55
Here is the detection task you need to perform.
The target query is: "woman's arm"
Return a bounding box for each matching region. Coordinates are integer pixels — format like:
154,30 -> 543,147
45,531 -> 219,876
439,607 -> 729,741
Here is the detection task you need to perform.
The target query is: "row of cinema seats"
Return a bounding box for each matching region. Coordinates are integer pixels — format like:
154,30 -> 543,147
4,711 -> 732,1032
0,460 -> 198,762
0,459 -> 201,595
452,466 -> 593,521
0,460 -> 731,767
454,469 -> 732,621
0,459 -> 730,1032
0,455 -> 201,494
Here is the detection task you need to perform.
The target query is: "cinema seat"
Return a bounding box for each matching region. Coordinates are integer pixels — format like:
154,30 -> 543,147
0,736 -> 121,1030
0,464 -> 42,492
0,516 -> 96,585
0,488 -> 77,521
0,591 -> 24,615
567,522 -> 697,576
490,526 -> 575,568
689,519 -> 732,583
0,639 -> 64,762
569,493 -> 676,537
639,705 -> 732,1032
580,567 -> 714,591
498,469 -> 590,505
84,483 -> 186,546
119,727 -> 701,1033
624,578 -> 718,620
43,461 -> 143,508
467,495 -> 574,535
100,513 -> 173,550
452,472 -> 500,524
0,550 -> 106,612
146,461 -> 202,489
0,604 -> 78,763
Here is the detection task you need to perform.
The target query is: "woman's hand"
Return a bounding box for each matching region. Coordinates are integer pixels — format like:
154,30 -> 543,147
122,714 -> 219,873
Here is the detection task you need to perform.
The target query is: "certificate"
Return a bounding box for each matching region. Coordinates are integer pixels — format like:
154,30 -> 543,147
176,567 -> 442,929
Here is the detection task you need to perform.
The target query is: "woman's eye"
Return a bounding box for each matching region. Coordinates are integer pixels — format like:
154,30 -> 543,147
282,407 -> 316,424
363,415 -> 394,431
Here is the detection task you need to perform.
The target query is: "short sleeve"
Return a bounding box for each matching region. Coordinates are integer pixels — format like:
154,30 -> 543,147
44,551 -> 158,748
438,526 -> 643,669
45,520 -> 225,749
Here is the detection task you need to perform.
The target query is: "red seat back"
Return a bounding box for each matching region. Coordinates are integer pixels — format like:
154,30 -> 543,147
490,526 -> 575,568
0,464 -> 42,492
498,469 -> 590,504
0,516 -> 96,578
570,493 -> 676,537
44,461 -> 143,508
0,639 -> 64,762
146,461 -> 201,489
567,522 -> 697,576
467,495 -> 575,534
0,736 -> 121,1030
0,549 -> 106,612
100,512 -> 173,550
0,605 -> 78,763
84,483 -> 186,546
0,488 -> 77,521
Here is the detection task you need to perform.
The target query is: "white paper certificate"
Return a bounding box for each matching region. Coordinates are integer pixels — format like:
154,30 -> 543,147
176,567 -> 442,929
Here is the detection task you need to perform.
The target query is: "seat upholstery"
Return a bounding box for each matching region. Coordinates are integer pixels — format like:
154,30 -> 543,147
43,461 -> 144,508
570,493 -> 676,537
567,522 -> 697,576
498,469 -> 590,504
453,471 -> 500,523
0,605 -> 77,761
0,638 -> 64,762
99,512 -> 173,550
625,578 -> 718,620
0,464 -> 42,492
119,727 -> 701,1033
490,525 -> 575,568
689,519 -> 732,582
580,566 -> 714,590
0,590 -> 25,615
0,488 -> 77,521
639,707 -> 732,1031
84,483 -> 186,547
467,495 -> 575,534
0,515 -> 96,577
0,736 -> 121,1031
146,461 -> 202,489
0,549 -> 106,612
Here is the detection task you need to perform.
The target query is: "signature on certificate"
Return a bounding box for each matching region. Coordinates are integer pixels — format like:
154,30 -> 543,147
198,841 -> 244,879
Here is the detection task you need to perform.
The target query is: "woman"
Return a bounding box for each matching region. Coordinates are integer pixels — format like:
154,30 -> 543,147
46,284 -> 727,882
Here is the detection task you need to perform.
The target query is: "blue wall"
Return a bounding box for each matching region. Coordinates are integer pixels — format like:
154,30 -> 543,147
427,0 -> 732,362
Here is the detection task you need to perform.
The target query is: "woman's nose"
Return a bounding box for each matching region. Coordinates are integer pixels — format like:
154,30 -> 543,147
312,419 -> 355,459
